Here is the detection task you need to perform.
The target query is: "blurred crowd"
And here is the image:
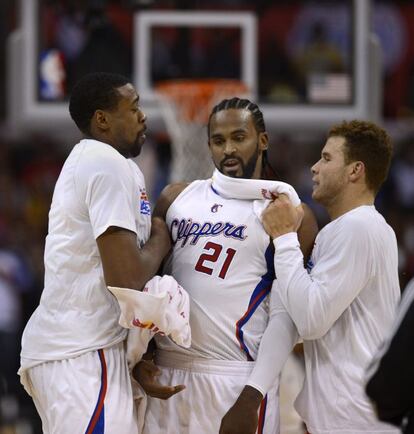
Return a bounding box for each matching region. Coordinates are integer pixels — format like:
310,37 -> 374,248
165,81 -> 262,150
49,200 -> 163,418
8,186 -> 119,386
31,0 -> 414,116
0,129 -> 413,432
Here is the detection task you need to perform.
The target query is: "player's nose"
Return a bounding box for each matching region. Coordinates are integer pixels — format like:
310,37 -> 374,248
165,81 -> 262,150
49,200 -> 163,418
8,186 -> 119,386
311,160 -> 320,174
139,109 -> 147,123
223,141 -> 236,155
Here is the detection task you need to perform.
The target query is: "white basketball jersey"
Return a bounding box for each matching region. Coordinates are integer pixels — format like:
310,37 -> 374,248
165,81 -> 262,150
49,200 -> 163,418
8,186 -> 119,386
156,180 -> 274,361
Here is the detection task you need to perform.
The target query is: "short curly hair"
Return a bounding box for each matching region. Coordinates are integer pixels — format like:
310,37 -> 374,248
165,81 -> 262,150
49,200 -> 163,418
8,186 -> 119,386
69,72 -> 130,135
328,120 -> 393,193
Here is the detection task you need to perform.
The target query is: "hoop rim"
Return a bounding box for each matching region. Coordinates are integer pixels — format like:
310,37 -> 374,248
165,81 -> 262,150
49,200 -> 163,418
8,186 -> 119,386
155,78 -> 248,94
155,78 -> 250,122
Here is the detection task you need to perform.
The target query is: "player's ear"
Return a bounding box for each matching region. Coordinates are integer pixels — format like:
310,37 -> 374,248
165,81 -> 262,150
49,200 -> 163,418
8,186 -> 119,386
349,161 -> 365,182
259,132 -> 269,151
94,109 -> 110,131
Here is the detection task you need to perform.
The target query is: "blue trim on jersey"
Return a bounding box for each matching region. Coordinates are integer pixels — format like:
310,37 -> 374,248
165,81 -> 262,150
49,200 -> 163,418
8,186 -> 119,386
236,244 -> 275,360
210,185 -> 220,196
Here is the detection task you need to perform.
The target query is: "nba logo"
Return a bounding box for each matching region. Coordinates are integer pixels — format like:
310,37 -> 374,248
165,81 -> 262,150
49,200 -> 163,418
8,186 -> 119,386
39,49 -> 66,101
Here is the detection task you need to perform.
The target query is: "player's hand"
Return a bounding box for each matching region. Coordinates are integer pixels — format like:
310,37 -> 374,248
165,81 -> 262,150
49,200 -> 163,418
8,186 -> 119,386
133,359 -> 185,400
219,386 -> 262,434
150,216 -> 171,256
262,194 -> 304,239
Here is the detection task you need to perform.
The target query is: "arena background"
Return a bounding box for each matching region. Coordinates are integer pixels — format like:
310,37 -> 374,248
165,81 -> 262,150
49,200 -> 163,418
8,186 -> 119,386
0,1 -> 413,433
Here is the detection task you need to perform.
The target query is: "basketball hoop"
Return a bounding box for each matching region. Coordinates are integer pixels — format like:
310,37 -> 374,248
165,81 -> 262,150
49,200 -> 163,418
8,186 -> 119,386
155,79 -> 249,183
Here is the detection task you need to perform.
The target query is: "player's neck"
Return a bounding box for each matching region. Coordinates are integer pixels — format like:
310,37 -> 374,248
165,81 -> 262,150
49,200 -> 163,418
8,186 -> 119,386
327,188 -> 375,220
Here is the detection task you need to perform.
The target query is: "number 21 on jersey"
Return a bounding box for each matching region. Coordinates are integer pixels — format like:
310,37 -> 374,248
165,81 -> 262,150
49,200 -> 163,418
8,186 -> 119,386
195,241 -> 236,279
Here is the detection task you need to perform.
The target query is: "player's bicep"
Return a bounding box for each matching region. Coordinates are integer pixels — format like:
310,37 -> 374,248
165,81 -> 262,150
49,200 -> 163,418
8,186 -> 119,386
297,203 -> 318,263
97,226 -> 143,289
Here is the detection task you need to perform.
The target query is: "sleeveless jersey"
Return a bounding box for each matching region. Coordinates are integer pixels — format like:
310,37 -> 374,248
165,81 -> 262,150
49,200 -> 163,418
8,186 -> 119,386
156,179 -> 274,361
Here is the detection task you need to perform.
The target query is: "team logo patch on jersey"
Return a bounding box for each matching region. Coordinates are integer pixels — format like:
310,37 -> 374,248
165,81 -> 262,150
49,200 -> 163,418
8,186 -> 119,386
140,189 -> 151,215
211,203 -> 223,213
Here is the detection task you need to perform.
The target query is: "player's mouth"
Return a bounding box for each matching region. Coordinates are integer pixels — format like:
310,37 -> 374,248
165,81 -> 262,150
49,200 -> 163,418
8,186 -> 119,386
312,179 -> 320,192
222,158 -> 241,173
138,126 -> 147,144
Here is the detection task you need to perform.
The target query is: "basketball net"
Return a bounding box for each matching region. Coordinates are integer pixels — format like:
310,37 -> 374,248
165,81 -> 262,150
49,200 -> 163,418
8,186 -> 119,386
156,79 -> 249,183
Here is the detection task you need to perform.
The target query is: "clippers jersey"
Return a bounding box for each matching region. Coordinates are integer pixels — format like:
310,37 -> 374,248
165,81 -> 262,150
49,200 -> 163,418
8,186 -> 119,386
156,179 -> 274,361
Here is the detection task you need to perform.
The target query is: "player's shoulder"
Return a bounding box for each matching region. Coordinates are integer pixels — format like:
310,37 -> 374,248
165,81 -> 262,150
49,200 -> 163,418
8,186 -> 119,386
153,182 -> 190,218
342,205 -> 383,230
77,139 -> 128,174
332,206 -> 390,248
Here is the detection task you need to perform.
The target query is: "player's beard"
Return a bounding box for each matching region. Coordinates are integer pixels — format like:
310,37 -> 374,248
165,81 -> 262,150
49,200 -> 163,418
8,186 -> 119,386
119,134 -> 145,159
219,144 -> 260,179
128,140 -> 143,158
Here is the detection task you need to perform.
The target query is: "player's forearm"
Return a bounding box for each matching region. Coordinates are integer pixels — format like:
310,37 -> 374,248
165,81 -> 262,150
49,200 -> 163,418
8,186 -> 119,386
272,233 -> 321,338
273,233 -> 365,339
101,240 -> 168,290
247,312 -> 298,396
98,220 -> 170,291
233,385 -> 263,410
128,216 -> 171,289
135,220 -> 171,283
103,251 -> 161,290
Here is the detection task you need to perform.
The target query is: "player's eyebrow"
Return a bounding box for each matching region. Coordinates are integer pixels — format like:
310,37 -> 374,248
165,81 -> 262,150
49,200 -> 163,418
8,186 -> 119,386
210,132 -> 224,140
321,151 -> 331,158
230,129 -> 248,135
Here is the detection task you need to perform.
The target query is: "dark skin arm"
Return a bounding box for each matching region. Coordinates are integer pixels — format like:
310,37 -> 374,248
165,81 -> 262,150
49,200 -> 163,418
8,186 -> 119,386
96,216 -> 170,291
133,359 -> 186,400
297,203 -> 319,264
152,182 -> 189,219
219,202 -> 318,434
132,182 -> 189,399
132,339 -> 185,399
219,386 -> 263,434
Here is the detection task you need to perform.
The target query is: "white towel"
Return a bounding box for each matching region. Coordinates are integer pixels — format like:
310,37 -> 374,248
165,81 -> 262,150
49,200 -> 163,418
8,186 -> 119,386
211,168 -> 301,220
211,168 -> 301,206
108,275 -> 191,369
109,275 -> 191,432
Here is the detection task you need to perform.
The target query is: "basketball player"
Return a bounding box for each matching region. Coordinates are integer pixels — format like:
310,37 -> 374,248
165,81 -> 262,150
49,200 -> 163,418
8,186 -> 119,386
136,98 -> 318,433
18,72 -> 181,434
366,277 -> 414,432
260,120 -> 400,433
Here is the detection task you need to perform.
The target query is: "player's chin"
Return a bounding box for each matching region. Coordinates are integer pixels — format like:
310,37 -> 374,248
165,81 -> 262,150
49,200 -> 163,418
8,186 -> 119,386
223,170 -> 239,178
311,188 -> 323,203
129,141 -> 143,158
221,166 -> 242,178
135,132 -> 147,147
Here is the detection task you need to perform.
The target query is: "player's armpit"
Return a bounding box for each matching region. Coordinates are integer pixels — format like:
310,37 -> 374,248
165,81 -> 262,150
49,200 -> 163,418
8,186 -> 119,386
297,203 -> 318,263
153,182 -> 189,219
